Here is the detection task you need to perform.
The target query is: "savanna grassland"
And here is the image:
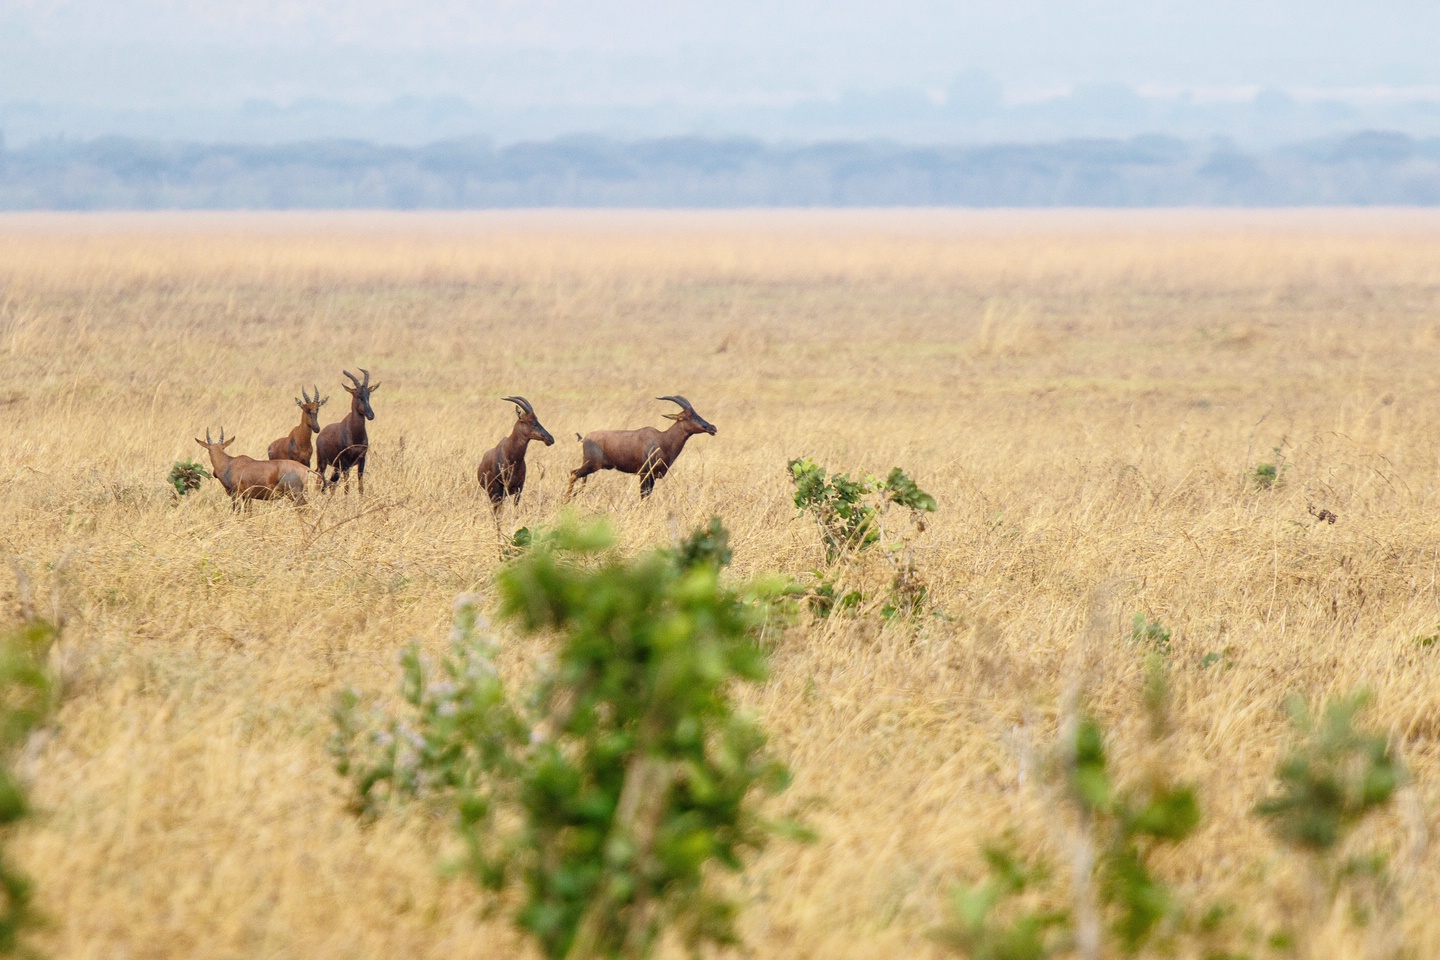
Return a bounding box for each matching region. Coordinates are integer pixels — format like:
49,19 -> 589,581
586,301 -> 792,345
3,209 -> 1440,959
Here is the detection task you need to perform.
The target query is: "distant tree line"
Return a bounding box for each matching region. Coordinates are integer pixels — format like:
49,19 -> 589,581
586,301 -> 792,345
2,131 -> 1439,209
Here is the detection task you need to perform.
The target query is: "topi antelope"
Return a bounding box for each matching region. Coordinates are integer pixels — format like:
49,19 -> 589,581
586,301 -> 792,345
195,429 -> 308,509
478,396 -> 554,509
316,368 -> 379,495
566,395 -> 716,499
267,385 -> 328,468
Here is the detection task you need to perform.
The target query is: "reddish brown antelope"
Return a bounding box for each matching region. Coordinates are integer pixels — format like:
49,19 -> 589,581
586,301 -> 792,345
316,368 -> 379,494
478,396 -> 555,508
267,385 -> 327,468
195,429 -> 308,509
566,395 -> 716,499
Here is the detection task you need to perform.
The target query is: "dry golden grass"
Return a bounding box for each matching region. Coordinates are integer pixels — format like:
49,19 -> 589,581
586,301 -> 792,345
3,209 -> 1440,958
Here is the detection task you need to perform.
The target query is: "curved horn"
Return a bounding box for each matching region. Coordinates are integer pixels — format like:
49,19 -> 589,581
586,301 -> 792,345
219,428 -> 227,443
342,369 -> 360,387
501,396 -> 534,416
316,385 -> 328,406
300,386 -> 309,403
358,368 -> 371,388
205,428 -> 213,443
656,395 -> 696,414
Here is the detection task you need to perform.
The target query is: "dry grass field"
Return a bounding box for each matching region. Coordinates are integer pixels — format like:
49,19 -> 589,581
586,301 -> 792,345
3,209 -> 1440,958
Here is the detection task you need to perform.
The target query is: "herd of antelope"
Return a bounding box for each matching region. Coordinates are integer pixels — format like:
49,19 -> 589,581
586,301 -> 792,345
195,367 -> 717,511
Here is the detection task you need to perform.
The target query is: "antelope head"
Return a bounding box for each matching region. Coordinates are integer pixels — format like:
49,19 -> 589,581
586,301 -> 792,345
194,428 -> 237,476
658,396 -> 717,436
503,396 -> 555,446
297,385 -> 328,434
343,368 -> 379,421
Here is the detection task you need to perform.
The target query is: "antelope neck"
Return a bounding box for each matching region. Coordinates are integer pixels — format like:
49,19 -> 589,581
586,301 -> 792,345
218,457 -> 237,492
659,420 -> 694,458
500,426 -> 533,462
346,404 -> 369,437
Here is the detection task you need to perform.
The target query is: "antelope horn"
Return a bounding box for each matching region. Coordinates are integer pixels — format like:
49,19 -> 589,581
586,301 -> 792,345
301,386 -> 311,403
657,395 -> 695,414
315,385 -> 325,406
359,368 -> 371,388
501,396 -> 534,416
206,428 -> 213,443
342,369 -> 360,387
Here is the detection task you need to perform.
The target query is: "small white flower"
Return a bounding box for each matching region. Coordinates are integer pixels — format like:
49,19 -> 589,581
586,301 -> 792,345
454,592 -> 485,612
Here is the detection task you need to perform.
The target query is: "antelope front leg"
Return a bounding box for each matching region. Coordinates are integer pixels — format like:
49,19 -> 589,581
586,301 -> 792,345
357,453 -> 366,496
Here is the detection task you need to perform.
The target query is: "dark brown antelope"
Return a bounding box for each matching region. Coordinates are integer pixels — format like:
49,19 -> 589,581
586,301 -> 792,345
478,396 -> 555,508
566,395 -> 716,499
316,368 -> 379,494
195,429 -> 308,509
267,385 -> 328,468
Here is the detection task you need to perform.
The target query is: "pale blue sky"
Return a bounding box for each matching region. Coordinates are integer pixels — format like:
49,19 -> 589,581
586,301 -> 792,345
2,1 -> 1438,142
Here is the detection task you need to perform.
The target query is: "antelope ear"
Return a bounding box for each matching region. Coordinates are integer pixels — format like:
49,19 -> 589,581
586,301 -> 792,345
343,384 -> 357,395
662,412 -> 681,420
368,382 -> 381,393
194,438 -> 206,447
296,398 -> 304,408
222,437 -> 236,448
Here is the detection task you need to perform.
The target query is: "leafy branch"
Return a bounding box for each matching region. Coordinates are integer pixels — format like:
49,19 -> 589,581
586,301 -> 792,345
787,458 -> 937,617
332,517 -> 800,960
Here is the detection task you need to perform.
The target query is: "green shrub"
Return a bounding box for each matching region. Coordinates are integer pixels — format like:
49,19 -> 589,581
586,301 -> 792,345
0,615 -> 58,956
788,459 -> 935,562
167,459 -> 206,497
880,569 -> 928,620
806,577 -> 863,618
1199,649 -> 1234,670
1129,613 -> 1172,657
806,578 -> 862,618
932,847 -> 1067,960
499,525 -> 533,561
938,660 -> 1217,960
1251,446 -> 1289,491
1256,691 -> 1401,854
939,680 -> 1416,960
332,518 -> 799,960
788,458 -> 881,561
1254,691 -> 1404,956
787,458 -> 936,616
671,515 -> 732,571
1066,715 -> 1201,953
